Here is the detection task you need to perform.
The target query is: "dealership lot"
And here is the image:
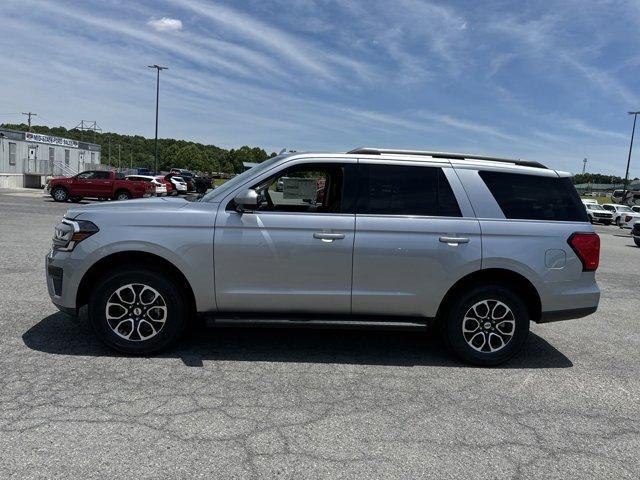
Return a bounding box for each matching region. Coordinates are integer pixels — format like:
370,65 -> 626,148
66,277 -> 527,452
0,190 -> 638,479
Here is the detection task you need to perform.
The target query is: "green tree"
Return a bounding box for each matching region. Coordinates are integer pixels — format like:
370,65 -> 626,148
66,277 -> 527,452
0,122 -> 270,174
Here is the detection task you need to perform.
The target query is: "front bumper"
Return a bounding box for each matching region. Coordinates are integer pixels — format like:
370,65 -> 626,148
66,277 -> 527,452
45,250 -> 82,315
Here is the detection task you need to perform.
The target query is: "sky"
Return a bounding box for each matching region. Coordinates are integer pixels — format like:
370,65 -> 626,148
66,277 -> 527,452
1,0 -> 639,176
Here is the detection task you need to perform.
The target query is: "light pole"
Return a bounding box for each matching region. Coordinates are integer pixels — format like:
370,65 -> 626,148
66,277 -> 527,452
623,111 -> 640,200
148,64 -> 168,174
582,157 -> 587,174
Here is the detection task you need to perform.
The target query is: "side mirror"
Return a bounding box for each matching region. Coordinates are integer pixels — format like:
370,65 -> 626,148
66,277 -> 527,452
234,188 -> 259,213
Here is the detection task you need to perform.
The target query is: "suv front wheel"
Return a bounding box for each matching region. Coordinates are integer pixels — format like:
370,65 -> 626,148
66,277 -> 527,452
88,267 -> 187,354
443,285 -> 530,366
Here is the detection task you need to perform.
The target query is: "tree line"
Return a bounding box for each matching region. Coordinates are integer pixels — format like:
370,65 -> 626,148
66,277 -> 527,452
1,123 -> 276,174
570,173 -> 638,184
4,123 -> 637,181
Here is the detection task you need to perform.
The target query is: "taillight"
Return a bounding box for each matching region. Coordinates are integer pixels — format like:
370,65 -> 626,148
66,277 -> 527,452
625,215 -> 632,223
568,233 -> 600,271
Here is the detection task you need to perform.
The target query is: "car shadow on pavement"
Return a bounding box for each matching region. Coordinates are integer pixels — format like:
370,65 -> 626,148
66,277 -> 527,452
23,312 -> 573,369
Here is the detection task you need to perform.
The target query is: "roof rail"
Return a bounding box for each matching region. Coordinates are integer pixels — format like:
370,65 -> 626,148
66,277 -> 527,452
346,147 -> 547,169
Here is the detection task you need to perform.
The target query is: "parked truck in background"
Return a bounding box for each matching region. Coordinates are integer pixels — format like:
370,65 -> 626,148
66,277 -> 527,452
48,170 -> 154,202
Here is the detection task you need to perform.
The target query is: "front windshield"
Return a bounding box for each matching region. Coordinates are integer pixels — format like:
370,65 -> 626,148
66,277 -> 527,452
618,206 -> 633,212
590,205 -> 605,210
199,154 -> 286,202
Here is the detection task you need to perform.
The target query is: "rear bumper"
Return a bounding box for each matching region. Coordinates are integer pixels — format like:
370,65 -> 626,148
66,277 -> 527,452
538,306 -> 597,323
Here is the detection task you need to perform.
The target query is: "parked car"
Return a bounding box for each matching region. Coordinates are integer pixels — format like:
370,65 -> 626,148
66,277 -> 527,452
612,189 -> 640,206
601,203 -> 639,227
584,203 -> 613,225
581,198 -> 598,205
125,175 -> 167,196
156,176 -> 173,196
632,223 -> 640,247
48,170 -> 154,202
194,176 -> 213,194
170,168 -> 196,192
620,214 -> 640,229
164,174 -> 188,195
46,148 -> 600,366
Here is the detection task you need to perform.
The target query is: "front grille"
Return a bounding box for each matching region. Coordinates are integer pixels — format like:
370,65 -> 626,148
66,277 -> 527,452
48,265 -> 63,296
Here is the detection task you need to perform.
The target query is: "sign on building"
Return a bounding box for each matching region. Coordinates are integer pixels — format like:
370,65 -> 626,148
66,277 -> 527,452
283,178 -> 317,200
24,132 -> 78,148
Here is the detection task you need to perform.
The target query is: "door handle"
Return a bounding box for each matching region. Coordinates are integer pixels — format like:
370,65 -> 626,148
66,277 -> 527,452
313,232 -> 345,241
439,236 -> 470,244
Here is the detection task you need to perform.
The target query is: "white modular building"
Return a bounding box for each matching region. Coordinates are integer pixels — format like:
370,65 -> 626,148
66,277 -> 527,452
0,127 -> 102,188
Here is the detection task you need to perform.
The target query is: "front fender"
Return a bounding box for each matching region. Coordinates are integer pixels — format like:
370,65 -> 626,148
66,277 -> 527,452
66,235 -> 215,312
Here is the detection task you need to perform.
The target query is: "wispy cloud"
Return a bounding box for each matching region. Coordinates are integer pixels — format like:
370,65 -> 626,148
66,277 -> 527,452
148,17 -> 183,32
489,11 -> 640,106
166,0 -> 373,83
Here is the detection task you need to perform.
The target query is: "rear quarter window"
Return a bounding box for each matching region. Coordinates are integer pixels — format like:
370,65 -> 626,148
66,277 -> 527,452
479,171 -> 588,222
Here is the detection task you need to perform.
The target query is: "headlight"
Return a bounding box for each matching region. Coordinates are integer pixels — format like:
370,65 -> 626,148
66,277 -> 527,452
52,218 -> 99,251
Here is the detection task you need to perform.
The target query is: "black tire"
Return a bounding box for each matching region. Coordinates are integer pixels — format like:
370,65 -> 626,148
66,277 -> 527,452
614,217 -> 620,226
588,215 -> 594,224
88,267 -> 187,354
634,238 -> 640,247
114,190 -> 131,201
51,186 -> 68,202
442,285 -> 530,366
602,220 -> 611,226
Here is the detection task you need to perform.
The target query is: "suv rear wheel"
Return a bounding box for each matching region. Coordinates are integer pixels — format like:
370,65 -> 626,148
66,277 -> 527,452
88,267 -> 187,354
443,285 -> 529,366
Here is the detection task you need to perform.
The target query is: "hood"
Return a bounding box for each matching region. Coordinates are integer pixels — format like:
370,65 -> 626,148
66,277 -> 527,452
65,197 -> 190,219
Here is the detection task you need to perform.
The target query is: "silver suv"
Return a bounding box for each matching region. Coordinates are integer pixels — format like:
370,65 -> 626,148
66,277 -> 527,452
46,148 -> 600,365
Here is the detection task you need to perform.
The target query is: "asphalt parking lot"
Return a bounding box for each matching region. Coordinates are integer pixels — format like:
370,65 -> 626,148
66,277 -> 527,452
0,189 -> 638,479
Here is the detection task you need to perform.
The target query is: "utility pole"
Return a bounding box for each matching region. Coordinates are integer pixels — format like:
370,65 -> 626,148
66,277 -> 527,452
73,120 -> 102,143
21,112 -> 37,131
118,144 -> 121,171
148,64 -> 168,174
623,111 -> 640,201
582,158 -> 587,174
108,137 -> 111,166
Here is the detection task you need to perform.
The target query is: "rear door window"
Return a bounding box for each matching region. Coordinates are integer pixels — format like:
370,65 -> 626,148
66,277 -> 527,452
479,171 -> 588,221
357,164 -> 461,217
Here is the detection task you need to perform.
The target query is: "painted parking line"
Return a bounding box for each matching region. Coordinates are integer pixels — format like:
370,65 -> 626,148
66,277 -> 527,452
3,192 -> 48,198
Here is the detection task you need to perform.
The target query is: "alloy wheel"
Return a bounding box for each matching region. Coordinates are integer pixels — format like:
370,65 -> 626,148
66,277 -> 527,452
462,299 -> 515,353
105,283 -> 167,341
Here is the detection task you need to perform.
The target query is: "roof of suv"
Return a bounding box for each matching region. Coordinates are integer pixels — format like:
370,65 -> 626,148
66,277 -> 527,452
346,147 -> 546,169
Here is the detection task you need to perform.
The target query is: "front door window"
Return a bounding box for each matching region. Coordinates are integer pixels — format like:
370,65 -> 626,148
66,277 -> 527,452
251,164 -> 346,214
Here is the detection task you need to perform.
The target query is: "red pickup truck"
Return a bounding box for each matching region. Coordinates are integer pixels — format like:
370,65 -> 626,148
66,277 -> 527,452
48,170 -> 154,202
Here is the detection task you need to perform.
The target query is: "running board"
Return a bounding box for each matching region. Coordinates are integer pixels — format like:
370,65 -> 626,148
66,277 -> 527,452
201,314 -> 431,331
